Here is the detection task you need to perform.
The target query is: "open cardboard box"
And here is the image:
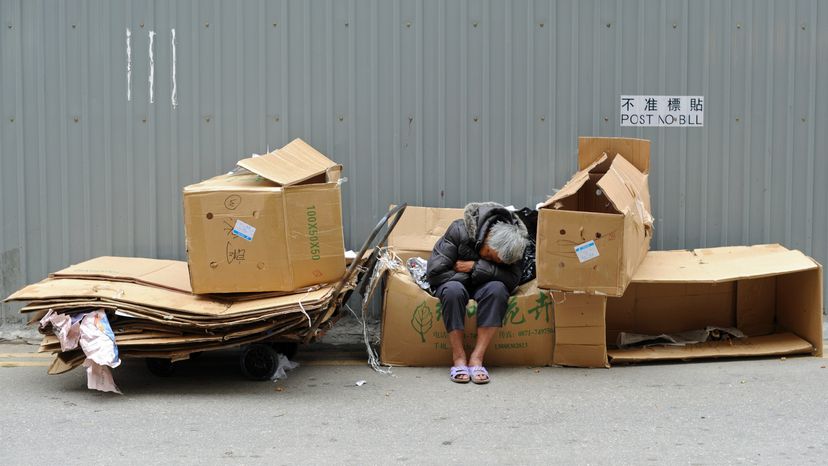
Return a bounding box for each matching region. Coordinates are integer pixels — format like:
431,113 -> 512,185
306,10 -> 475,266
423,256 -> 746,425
596,244 -> 823,364
537,137 -> 652,296
183,139 -> 346,294
380,206 -> 555,367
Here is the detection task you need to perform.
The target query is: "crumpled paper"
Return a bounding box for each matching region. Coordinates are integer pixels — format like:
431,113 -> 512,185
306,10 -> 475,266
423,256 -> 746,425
41,309 -> 122,394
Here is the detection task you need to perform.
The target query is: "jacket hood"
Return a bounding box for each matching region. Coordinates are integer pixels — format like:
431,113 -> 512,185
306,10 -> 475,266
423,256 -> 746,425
463,202 -> 528,248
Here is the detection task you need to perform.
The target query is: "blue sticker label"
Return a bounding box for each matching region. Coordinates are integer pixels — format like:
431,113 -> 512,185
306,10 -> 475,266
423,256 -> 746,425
574,240 -> 600,263
232,219 -> 256,241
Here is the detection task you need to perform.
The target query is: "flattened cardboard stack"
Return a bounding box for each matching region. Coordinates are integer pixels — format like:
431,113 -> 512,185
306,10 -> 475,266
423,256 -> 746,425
5,139 -> 355,381
536,137 -> 824,367
5,256 -> 356,373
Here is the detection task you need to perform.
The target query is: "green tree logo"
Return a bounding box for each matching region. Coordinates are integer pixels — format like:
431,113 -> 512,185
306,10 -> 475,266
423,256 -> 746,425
411,302 -> 433,343
502,297 -> 524,325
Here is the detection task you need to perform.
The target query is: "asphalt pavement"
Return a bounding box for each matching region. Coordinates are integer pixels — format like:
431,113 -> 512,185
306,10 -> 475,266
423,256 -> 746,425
1,338 -> 828,465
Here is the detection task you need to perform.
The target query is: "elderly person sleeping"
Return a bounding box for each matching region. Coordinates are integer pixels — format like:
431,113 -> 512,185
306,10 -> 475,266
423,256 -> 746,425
425,202 -> 529,384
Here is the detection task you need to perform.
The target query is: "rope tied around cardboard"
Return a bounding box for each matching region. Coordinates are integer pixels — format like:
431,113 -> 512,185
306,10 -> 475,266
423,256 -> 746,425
296,288 -> 314,328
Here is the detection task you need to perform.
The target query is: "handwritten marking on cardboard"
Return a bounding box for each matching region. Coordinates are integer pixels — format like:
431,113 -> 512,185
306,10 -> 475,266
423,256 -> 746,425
232,219 -> 256,241
620,95 -> 704,127
224,195 -> 242,210
575,240 -> 600,263
226,242 -> 247,264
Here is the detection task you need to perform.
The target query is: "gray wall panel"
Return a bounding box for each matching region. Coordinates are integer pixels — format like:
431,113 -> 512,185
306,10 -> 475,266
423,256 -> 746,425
1,0 -> 826,326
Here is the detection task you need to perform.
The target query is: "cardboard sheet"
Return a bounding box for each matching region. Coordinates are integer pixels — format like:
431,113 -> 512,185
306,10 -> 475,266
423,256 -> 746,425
237,138 -> 342,187
631,245 -> 820,283
607,333 -> 813,363
7,278 -> 334,317
52,256 -> 193,293
386,206 -> 464,256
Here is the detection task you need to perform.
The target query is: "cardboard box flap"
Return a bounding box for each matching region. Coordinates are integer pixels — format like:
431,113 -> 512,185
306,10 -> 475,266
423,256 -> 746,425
236,138 -> 341,187
632,245 -> 819,283
607,332 -> 813,363
596,154 -> 653,225
539,155 -> 609,209
578,137 -> 650,174
51,256 -> 193,293
387,205 -> 464,254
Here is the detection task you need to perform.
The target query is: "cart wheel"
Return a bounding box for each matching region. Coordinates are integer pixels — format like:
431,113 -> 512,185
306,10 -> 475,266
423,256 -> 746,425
145,358 -> 175,377
273,342 -> 299,360
240,344 -> 280,381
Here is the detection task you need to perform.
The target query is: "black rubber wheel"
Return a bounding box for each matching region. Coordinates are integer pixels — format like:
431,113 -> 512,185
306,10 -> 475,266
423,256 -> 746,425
145,358 -> 175,377
240,344 -> 280,381
273,342 -> 299,360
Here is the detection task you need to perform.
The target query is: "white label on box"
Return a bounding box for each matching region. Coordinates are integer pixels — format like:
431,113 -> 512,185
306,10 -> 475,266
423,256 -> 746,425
232,219 -> 256,241
620,95 -> 704,127
575,240 -> 600,263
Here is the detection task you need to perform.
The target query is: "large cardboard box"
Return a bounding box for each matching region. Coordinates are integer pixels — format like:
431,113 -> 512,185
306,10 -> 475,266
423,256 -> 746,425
380,206 -> 555,367
570,244 -> 823,365
184,139 -> 346,294
537,137 -> 652,296
606,244 -> 823,363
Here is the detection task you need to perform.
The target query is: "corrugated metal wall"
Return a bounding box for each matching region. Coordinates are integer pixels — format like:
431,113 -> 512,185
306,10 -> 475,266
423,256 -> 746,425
1,0 -> 826,325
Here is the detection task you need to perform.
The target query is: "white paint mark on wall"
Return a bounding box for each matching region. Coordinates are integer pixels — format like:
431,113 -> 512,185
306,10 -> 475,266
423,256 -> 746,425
126,28 -> 132,101
171,28 -> 177,109
148,30 -> 156,104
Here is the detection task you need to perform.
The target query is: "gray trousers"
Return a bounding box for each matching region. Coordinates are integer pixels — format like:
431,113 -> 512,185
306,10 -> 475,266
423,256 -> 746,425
435,280 -> 510,333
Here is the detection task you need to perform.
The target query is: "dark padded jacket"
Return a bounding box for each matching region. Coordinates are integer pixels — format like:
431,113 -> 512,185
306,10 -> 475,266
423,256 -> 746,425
425,202 -> 527,293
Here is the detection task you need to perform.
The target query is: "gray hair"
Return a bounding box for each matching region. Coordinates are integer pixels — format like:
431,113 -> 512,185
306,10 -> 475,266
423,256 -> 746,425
486,222 -> 529,264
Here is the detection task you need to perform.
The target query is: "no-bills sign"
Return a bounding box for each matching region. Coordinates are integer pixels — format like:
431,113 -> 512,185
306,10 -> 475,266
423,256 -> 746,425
620,95 -> 704,127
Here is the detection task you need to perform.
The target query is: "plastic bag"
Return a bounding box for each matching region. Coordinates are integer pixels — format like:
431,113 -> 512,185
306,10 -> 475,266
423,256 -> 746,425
406,257 -> 431,291
79,311 -> 121,368
270,354 -> 300,381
